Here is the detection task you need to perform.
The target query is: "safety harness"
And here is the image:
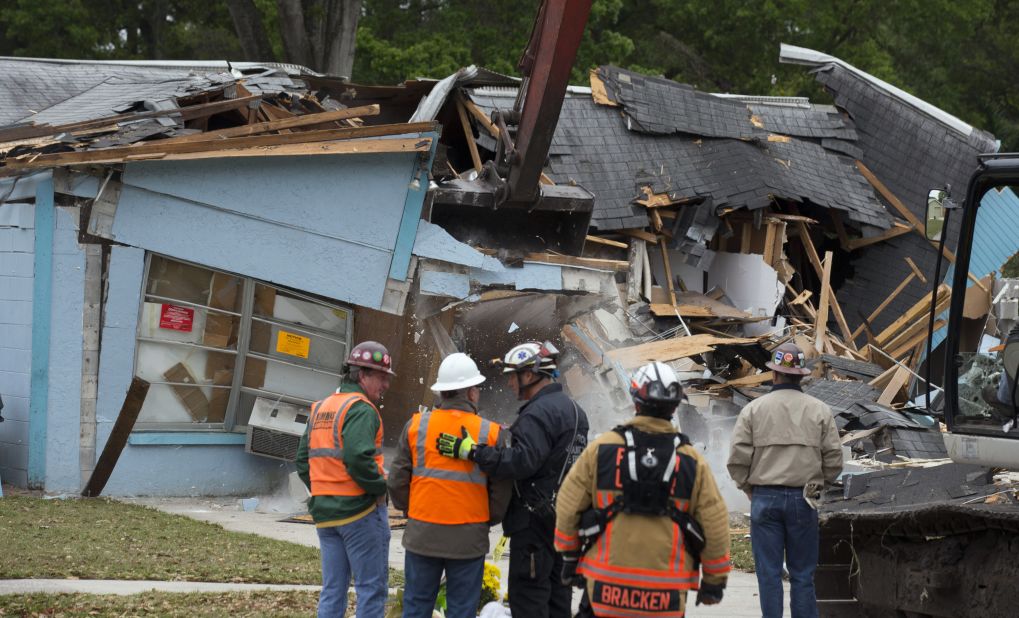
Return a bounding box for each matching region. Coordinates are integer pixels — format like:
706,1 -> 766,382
578,426 -> 706,566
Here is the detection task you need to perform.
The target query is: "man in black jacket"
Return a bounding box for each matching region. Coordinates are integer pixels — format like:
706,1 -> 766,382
437,341 -> 589,618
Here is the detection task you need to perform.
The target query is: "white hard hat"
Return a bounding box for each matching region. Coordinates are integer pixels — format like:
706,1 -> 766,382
500,341 -> 558,374
630,361 -> 684,406
430,352 -> 486,393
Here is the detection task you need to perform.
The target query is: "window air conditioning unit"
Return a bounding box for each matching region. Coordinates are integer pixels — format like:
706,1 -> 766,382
246,397 -> 310,461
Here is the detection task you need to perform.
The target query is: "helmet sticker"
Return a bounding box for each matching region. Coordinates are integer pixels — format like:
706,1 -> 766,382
382,354 -> 390,365
373,351 -> 383,362
516,350 -> 529,361
362,351 -> 372,360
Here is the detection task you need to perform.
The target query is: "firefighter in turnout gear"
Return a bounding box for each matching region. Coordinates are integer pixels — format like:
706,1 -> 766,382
388,353 -> 512,618
554,361 -> 731,617
436,341 -> 589,618
296,341 -> 394,618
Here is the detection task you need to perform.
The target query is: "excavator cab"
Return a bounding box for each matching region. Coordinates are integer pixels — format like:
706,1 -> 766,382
926,153 -> 1019,468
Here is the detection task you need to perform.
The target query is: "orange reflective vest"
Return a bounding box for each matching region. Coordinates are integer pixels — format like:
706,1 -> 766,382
407,408 -> 500,525
308,391 -> 384,496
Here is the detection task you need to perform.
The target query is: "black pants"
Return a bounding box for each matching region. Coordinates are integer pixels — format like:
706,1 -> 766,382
509,526 -> 573,618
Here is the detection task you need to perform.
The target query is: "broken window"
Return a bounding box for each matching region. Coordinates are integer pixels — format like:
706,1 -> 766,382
133,255 -> 352,431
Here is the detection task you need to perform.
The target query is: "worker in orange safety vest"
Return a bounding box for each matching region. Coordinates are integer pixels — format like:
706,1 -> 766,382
388,352 -> 512,618
296,340 -> 395,618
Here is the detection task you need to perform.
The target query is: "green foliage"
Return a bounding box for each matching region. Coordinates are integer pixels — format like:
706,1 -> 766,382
0,0 -> 1016,149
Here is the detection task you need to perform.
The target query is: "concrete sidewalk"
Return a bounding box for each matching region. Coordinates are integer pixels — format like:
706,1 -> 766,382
112,497 -> 787,615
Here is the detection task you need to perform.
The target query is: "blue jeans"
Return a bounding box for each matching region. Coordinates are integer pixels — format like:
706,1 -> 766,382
751,486 -> 819,618
403,551 -> 485,618
316,504 -> 390,618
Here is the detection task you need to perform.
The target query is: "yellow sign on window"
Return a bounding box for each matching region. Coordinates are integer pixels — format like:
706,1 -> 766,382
276,330 -> 310,359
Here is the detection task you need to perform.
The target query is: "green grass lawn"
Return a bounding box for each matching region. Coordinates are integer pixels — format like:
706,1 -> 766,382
0,496 -> 322,583
731,533 -> 754,572
0,591 -> 322,617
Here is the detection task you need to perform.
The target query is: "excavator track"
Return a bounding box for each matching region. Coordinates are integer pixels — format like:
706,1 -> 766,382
816,463 -> 1019,618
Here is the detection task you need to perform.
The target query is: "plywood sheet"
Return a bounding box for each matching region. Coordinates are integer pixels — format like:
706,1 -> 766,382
606,334 -> 758,369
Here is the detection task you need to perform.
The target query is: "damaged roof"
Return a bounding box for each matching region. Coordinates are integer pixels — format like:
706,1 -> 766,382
471,66 -> 894,232
780,45 -> 1000,335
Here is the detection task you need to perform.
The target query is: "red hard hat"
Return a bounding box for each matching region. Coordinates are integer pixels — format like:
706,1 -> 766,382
346,341 -> 396,376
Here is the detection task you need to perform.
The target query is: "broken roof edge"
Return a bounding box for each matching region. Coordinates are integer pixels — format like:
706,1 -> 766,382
779,43 -> 975,138
0,55 -> 319,78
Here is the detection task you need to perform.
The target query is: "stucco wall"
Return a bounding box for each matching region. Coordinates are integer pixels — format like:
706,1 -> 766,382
0,202 -> 35,487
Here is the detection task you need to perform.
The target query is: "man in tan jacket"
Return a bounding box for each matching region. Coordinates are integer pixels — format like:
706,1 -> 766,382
555,361 -> 731,617
727,342 -> 843,618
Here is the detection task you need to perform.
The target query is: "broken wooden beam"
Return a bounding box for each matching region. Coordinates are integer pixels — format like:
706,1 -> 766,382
586,234 -> 628,249
660,239 -> 678,305
846,222 -> 912,251
7,122 -> 439,168
814,251 -> 834,352
153,104 -> 381,144
0,94 -> 262,143
523,252 -> 629,272
455,95 -> 484,172
82,377 -> 150,497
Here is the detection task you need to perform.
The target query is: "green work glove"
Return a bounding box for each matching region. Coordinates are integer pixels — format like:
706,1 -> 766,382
436,425 -> 477,460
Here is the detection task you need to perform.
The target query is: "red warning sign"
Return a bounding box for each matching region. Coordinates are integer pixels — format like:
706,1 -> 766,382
159,304 -> 194,332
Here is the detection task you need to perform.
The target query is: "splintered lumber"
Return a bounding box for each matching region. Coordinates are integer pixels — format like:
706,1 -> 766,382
455,95 -> 483,172
650,292 -> 752,320
650,304 -> 713,318
626,239 -> 645,304
524,252 -> 629,272
82,377 -> 150,497
0,94 -> 262,143
586,234 -> 628,249
797,223 -> 856,350
153,104 -> 381,144
660,240 -> 678,305
7,122 -> 439,168
888,319 -> 947,360
873,283 -> 950,348
877,365 -> 911,406
464,99 -> 500,137
855,160 -> 987,291
849,257 -> 927,342
847,222 -> 912,251
606,334 -> 758,369
814,251 -> 834,351
706,371 -> 774,390
618,228 -> 659,244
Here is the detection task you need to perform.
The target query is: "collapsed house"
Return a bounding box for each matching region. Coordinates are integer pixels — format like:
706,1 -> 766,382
0,46 -> 1015,498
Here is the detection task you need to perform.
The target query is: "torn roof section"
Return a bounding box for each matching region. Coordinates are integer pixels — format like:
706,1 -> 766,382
471,65 -> 893,232
779,44 -> 1001,335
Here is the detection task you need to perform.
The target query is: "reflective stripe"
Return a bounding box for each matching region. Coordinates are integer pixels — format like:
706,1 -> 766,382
478,419 -> 492,446
579,561 -> 699,586
412,410 -> 487,485
662,436 -> 679,482
625,430 -> 638,482
590,602 -> 685,618
309,447 -> 343,458
703,560 -> 732,574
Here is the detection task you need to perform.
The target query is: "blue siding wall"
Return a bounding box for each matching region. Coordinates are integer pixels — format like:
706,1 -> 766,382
117,153 -> 421,308
43,206 -> 86,492
94,245 -> 289,496
0,201 -> 35,487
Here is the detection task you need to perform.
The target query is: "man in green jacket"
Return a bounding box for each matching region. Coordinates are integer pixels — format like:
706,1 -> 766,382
296,340 -> 394,618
